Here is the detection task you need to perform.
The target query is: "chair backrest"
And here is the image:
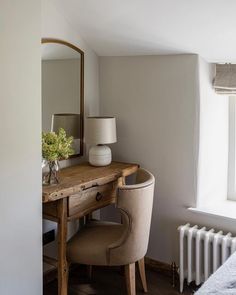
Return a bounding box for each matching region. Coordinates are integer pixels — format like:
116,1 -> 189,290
107,168 -> 155,265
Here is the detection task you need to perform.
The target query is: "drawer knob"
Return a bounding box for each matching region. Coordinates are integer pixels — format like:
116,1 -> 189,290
96,192 -> 103,201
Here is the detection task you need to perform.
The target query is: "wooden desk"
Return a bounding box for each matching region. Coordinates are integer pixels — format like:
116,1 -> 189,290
43,161 -> 138,295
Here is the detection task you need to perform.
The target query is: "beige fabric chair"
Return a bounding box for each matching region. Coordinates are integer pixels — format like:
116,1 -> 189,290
67,168 -> 155,295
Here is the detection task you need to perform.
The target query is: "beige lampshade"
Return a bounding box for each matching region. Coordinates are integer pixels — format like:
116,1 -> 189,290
87,117 -> 117,144
51,113 -> 80,139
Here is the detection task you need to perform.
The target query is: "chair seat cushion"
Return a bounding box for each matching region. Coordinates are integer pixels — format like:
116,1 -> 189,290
67,221 -> 125,266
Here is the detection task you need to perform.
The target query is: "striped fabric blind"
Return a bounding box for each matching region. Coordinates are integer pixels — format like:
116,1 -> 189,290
213,64 -> 236,94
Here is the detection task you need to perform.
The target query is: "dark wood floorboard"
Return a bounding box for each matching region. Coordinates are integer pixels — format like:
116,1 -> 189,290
44,265 -> 194,295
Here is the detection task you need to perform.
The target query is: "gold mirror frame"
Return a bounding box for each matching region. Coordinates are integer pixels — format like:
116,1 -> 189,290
41,38 -> 84,158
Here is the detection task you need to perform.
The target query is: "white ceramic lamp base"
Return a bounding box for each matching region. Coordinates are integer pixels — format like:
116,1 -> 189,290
89,145 -> 112,166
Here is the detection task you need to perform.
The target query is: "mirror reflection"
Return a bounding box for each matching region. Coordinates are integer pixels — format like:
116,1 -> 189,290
41,39 -> 84,156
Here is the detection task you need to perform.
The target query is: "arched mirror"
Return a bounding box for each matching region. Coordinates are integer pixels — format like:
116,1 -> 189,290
41,38 -> 84,158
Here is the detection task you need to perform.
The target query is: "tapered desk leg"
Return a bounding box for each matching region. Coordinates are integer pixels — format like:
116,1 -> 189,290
58,198 -> 68,295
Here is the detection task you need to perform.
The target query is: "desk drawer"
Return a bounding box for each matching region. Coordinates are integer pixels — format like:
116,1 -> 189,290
68,181 -> 117,219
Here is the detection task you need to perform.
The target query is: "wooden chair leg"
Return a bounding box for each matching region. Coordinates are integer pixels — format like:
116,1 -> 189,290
138,258 -> 148,293
125,263 -> 136,295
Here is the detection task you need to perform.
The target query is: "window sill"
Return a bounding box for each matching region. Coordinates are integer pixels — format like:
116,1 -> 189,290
189,200 -> 236,221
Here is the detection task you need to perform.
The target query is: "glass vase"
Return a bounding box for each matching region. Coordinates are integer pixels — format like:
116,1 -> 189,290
42,160 -> 60,185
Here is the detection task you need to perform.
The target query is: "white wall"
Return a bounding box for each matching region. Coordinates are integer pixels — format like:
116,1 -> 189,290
41,0 -> 100,268
99,55 -> 236,264
0,1 -> 42,294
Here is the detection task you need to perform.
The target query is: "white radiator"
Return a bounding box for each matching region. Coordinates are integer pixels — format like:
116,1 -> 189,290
178,223 -> 236,293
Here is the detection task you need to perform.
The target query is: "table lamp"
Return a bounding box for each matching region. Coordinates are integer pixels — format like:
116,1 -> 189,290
87,117 -> 117,166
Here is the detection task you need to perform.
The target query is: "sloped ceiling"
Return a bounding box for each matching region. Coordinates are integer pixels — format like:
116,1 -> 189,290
51,0 -> 236,62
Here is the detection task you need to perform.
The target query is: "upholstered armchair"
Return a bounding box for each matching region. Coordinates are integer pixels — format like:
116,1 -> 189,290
67,168 -> 155,295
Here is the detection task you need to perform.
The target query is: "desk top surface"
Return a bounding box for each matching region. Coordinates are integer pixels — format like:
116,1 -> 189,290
42,161 -> 139,203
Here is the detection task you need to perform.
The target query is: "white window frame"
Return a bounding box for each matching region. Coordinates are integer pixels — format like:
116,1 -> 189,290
228,96 -> 236,200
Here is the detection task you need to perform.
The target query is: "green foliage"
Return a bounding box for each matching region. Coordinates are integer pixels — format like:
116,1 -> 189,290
42,128 -> 74,161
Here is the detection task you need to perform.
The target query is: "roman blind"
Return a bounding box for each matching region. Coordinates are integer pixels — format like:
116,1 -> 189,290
213,64 -> 236,94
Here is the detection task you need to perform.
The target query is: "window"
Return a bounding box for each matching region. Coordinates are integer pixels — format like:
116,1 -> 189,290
188,63 -> 236,219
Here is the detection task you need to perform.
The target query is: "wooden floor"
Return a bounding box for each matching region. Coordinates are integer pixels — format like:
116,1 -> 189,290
44,265 -> 195,295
